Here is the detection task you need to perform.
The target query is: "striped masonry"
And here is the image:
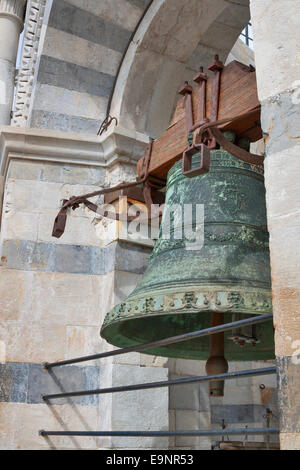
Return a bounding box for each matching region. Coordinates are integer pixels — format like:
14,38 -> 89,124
30,0 -> 150,133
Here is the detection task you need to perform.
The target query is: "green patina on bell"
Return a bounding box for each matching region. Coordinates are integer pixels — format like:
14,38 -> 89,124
101,133 -> 274,362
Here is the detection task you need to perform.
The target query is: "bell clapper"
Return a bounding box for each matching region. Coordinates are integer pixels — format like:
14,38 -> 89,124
205,312 -> 229,397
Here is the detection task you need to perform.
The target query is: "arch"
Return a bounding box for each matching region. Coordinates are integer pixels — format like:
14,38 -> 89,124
111,0 -> 250,138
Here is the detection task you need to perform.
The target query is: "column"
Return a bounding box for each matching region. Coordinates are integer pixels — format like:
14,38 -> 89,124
250,0 -> 300,450
0,0 -> 26,126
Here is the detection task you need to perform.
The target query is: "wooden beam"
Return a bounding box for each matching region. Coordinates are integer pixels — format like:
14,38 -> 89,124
137,61 -> 262,181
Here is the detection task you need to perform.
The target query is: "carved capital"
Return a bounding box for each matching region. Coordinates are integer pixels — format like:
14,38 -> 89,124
0,0 -> 26,26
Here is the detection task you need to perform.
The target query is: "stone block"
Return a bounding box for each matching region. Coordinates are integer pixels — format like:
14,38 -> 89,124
216,2 -> 250,30
57,404 -> 100,449
0,240 -> 137,275
266,226 -> 300,287
98,364 -> 169,449
31,110 -> 102,135
31,272 -> 103,326
0,322 -> 66,363
114,241 -> 151,274
48,0 -> 131,54
175,410 -> 211,449
261,91 -> 300,155
173,359 -> 207,377
40,162 -> 105,186
127,0 -> 151,10
277,356 -> 300,433
55,244 -> 91,274
211,404 -> 266,425
0,362 -> 29,403
220,384 -> 253,406
223,361 -> 255,388
0,403 -> 15,449
98,271 -> 115,318
169,374 -> 210,412
114,270 -> 141,304
7,161 -> 42,181
271,287 -> 300,357
7,160 -> 106,190
4,179 -> 61,213
116,48 -> 164,134
1,210 -> 39,242
66,326 -> 103,366
90,244 -> 114,275
250,0 -> 300,101
68,0 -> 143,32
202,21 -> 241,53
0,402 -> 59,449
27,363 -> 100,406
37,209 -> 101,247
280,433 -> 300,451
106,163 -> 138,187
0,402 -> 100,450
186,41 -> 225,73
145,57 -> 189,139
43,27 -> 121,77
142,0 -> 221,62
0,268 -> 33,322
38,55 -> 115,99
1,240 -> 56,273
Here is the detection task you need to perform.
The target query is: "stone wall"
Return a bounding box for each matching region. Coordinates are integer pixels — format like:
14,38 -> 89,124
16,0 -> 251,137
23,0 -> 152,134
250,0 -> 300,450
0,126 -> 169,450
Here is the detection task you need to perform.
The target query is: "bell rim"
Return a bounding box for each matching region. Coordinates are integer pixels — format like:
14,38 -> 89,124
101,284 -> 272,333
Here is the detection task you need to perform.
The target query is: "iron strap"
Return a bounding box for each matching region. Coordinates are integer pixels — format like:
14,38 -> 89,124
52,139 -> 154,238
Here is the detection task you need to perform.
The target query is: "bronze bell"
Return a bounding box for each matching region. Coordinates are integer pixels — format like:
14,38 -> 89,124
101,134 -> 274,396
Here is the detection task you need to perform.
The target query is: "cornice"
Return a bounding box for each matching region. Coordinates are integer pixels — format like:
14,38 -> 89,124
0,125 -> 149,178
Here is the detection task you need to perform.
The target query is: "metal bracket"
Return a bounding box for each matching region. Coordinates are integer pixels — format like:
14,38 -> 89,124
182,143 -> 210,177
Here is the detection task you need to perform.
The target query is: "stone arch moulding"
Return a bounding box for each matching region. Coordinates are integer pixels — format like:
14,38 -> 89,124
110,0 -> 250,139
12,0 -> 50,127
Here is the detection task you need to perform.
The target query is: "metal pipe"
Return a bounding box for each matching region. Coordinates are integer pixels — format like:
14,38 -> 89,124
44,313 -> 273,369
39,428 -> 279,437
42,367 -> 276,401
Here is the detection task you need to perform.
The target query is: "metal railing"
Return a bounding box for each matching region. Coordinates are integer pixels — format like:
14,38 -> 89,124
40,429 -> 279,438
42,366 -> 276,401
40,313 -> 279,439
43,314 -> 273,369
